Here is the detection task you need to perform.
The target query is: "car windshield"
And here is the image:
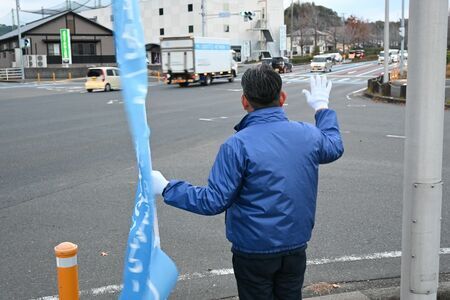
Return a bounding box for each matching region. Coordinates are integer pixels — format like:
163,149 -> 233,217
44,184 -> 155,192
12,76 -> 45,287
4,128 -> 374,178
87,69 -> 103,77
379,52 -> 385,57
312,57 -> 327,62
272,57 -> 284,63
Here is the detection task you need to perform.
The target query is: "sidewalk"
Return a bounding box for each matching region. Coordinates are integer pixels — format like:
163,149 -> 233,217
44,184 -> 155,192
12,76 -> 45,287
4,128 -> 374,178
303,274 -> 450,299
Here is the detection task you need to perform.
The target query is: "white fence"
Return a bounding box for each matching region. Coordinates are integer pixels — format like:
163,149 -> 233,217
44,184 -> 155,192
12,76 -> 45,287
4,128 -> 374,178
0,68 -> 23,81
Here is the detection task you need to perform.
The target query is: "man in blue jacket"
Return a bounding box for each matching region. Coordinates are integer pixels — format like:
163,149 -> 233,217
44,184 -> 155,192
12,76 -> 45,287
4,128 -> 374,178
152,64 -> 344,299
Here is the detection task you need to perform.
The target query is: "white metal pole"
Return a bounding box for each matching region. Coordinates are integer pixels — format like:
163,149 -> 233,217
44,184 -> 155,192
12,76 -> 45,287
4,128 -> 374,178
15,0 -> 24,80
399,0 -> 405,76
290,0 -> 294,59
400,0 -> 448,299
383,0 -> 389,83
201,0 -> 206,37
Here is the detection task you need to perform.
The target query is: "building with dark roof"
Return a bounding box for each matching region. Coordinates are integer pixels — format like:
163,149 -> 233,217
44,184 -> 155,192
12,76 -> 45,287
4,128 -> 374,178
0,10 -> 115,69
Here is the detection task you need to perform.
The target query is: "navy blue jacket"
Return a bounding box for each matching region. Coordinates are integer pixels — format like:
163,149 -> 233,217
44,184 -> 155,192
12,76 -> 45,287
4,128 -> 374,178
163,107 -> 344,254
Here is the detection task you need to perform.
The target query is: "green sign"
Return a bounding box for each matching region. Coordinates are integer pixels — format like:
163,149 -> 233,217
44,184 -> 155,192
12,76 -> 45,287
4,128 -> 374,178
60,28 -> 72,64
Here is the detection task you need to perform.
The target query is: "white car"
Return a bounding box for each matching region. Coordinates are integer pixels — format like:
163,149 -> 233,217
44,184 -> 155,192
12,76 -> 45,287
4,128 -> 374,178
310,55 -> 333,72
390,49 -> 400,63
85,67 -> 121,92
378,51 -> 393,64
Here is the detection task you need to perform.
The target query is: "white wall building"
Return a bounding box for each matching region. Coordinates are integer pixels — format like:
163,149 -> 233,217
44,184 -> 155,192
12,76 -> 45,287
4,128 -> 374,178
81,0 -> 285,64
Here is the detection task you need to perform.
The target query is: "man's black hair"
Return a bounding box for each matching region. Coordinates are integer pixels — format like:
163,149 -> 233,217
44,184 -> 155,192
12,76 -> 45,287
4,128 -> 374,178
241,64 -> 282,109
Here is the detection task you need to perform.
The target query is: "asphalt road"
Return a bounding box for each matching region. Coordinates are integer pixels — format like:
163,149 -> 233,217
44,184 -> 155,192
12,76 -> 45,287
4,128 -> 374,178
0,61 -> 449,299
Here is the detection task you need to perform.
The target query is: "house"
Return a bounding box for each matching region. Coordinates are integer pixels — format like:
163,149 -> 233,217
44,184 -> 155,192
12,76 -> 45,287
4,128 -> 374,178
0,11 -> 115,69
291,28 -> 334,55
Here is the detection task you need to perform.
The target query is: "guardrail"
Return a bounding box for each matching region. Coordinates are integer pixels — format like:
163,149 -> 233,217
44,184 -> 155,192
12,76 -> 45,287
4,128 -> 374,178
0,68 -> 23,81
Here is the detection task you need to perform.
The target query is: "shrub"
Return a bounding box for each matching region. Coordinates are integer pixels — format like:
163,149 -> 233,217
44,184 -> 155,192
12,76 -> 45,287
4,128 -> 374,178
291,56 -> 312,64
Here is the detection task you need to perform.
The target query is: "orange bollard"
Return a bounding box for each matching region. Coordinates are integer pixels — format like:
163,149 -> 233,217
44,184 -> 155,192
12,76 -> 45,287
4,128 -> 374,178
68,72 -> 72,80
157,71 -> 160,82
52,72 -> 56,81
54,242 -> 79,300
37,73 -> 40,83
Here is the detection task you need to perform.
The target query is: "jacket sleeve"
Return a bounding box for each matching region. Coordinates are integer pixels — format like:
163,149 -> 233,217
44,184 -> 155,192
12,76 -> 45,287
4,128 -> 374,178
162,141 -> 244,215
315,109 -> 344,164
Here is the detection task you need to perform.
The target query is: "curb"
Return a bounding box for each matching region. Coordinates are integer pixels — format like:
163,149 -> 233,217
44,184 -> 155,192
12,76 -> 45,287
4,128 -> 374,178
364,86 -> 450,109
303,274 -> 450,299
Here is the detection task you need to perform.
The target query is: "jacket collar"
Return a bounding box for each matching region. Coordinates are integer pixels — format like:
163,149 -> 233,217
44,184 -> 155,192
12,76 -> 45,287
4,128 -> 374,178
234,107 -> 288,132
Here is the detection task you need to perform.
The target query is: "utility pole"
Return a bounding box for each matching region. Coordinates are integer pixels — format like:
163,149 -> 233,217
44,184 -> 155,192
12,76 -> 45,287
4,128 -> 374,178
11,9 -> 15,29
201,0 -> 206,37
383,0 -> 389,83
400,0 -> 448,299
342,13 -> 345,61
290,0 -> 294,59
15,0 -> 24,80
399,0 -> 405,76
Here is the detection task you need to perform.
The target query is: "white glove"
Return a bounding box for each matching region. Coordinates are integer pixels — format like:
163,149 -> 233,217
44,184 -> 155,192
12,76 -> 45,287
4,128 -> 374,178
302,75 -> 332,111
151,170 -> 169,195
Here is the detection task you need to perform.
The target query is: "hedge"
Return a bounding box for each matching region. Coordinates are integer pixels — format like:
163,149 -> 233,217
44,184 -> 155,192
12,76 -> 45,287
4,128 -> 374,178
291,56 -> 313,64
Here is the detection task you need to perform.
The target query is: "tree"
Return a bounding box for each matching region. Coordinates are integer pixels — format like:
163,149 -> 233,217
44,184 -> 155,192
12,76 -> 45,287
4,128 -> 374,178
0,24 -> 15,36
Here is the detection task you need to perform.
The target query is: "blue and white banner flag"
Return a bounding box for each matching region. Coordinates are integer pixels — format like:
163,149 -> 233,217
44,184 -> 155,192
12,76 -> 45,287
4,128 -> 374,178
112,0 -> 178,299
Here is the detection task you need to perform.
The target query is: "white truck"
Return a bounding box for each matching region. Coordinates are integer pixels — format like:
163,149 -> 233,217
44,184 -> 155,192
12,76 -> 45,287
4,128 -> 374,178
161,36 -> 238,87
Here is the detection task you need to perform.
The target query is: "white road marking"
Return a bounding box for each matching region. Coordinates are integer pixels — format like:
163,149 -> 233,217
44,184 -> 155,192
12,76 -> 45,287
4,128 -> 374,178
227,89 -> 242,92
357,66 -> 385,77
347,71 -> 357,74
347,104 -> 367,108
386,134 -> 406,139
346,87 -> 367,100
31,248 -> 450,299
199,116 -> 228,122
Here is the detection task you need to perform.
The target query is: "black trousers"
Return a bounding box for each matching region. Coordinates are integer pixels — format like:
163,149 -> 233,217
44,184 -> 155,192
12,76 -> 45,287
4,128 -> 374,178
232,246 -> 307,300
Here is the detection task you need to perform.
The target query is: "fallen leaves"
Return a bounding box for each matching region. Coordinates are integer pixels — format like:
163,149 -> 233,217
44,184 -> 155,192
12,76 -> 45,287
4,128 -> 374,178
305,282 -> 341,296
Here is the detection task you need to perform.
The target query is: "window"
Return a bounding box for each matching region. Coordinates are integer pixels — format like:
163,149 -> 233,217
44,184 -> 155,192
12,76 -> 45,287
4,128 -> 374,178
159,8 -> 164,15
160,28 -> 164,35
224,25 -> 230,32
188,25 -> 194,33
188,4 -> 193,11
72,43 -> 96,56
87,69 -> 103,77
107,69 -> 114,76
47,43 -> 60,56
113,69 -> 120,76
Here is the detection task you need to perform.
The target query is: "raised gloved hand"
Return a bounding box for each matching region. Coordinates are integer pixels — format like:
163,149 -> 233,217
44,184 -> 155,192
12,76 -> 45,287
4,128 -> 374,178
302,75 -> 332,111
151,170 -> 169,195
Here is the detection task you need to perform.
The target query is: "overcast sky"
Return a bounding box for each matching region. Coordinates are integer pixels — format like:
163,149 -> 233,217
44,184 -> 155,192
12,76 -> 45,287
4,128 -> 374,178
0,0 -> 429,25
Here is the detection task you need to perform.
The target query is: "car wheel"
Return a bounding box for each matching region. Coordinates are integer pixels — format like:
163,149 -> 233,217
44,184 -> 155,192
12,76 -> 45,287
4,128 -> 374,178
228,73 -> 235,82
104,84 -> 111,92
202,75 -> 212,86
87,89 -> 93,93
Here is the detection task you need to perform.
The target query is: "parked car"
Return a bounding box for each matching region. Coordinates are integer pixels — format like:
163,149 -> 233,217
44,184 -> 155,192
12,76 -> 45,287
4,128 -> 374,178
310,55 -> 333,72
85,67 -> 121,92
271,57 -> 293,73
348,49 -> 365,60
